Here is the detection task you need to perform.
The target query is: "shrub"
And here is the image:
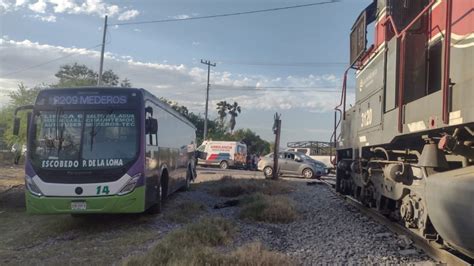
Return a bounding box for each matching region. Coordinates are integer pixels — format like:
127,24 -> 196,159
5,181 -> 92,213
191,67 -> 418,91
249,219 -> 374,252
210,176 -> 293,198
239,194 -> 298,224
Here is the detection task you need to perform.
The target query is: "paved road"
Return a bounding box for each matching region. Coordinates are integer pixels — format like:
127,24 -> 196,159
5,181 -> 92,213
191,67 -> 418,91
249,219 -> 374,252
196,166 -> 336,183
196,166 -> 264,182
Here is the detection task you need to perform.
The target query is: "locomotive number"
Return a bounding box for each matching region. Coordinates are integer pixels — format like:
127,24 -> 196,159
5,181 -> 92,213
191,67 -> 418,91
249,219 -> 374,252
361,108 -> 373,127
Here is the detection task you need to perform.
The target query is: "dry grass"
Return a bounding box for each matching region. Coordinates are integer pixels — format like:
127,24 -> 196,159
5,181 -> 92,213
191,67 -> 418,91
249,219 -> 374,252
226,242 -> 294,266
0,209 -> 160,265
124,217 -> 236,265
124,218 -> 293,266
209,175 -> 293,198
239,193 -> 298,224
163,201 -> 206,223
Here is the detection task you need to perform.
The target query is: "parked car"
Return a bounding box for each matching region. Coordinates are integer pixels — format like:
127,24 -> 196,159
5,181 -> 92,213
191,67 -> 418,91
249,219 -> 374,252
257,151 -> 326,178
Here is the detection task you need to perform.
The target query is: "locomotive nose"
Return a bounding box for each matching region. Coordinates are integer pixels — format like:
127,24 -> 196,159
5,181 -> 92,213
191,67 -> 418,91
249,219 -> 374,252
425,166 -> 474,258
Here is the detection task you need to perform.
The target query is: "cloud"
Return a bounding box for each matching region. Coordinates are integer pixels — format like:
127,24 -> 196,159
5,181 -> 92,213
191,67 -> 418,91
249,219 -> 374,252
30,13 -> 56,22
170,14 -> 190,20
192,41 -> 200,46
118,9 -> 139,21
1,0 -> 140,21
0,0 -> 11,12
28,0 -> 46,13
15,0 -> 27,6
0,38 -> 342,113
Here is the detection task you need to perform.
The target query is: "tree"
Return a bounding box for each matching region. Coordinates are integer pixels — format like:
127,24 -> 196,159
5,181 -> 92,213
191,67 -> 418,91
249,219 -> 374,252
219,129 -> 271,155
216,101 -> 230,128
228,101 -> 241,134
101,70 -> 119,86
120,78 -> 132,88
53,63 -> 131,87
0,83 -> 41,146
54,63 -> 97,87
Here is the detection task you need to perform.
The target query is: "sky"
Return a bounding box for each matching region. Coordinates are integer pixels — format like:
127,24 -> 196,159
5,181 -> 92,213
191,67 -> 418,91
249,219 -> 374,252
0,0 -> 370,146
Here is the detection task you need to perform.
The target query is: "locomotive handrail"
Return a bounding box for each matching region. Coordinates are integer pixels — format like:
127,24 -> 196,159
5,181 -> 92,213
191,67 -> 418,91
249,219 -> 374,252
378,0 -> 454,131
330,67 -> 350,165
379,0 -> 436,39
442,0 -> 453,125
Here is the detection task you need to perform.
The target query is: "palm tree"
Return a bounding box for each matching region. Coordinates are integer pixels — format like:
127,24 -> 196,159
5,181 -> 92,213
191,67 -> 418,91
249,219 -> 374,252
228,101 -> 241,134
216,101 -> 229,127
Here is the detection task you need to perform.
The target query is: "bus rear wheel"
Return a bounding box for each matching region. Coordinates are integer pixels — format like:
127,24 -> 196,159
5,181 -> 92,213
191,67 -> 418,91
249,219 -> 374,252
180,167 -> 193,192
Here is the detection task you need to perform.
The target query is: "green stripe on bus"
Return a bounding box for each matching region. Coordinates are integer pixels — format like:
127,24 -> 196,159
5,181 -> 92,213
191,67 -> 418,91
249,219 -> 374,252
25,186 -> 146,214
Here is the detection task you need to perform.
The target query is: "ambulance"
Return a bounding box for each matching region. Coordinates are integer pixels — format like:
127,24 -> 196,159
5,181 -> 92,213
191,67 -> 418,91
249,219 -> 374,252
197,141 -> 247,169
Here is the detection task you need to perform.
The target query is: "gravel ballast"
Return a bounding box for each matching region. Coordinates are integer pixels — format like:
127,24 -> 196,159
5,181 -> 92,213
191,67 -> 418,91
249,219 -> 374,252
186,171 -> 433,265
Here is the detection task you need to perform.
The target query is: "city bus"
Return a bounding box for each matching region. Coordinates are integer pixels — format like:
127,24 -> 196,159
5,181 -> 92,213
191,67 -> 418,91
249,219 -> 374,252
13,87 -> 197,214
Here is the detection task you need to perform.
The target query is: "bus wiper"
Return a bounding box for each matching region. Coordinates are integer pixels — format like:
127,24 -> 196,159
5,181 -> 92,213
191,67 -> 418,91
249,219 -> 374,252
89,119 -> 97,152
56,108 -> 65,155
89,109 -> 113,151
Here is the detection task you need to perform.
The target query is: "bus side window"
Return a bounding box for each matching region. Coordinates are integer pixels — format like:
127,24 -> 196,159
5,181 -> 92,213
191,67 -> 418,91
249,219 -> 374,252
145,106 -> 158,146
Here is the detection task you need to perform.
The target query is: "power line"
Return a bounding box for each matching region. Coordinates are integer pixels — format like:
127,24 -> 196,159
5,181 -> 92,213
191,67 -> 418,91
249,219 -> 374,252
2,43 -> 103,78
217,61 -> 346,67
182,85 -> 355,94
111,1 -> 339,26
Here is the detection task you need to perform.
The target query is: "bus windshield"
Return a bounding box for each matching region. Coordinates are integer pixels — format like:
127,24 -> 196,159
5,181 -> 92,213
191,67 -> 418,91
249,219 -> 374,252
30,109 -> 138,171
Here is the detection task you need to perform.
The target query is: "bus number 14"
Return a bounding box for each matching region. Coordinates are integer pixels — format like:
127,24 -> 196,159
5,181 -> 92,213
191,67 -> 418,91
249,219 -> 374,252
96,185 -> 110,195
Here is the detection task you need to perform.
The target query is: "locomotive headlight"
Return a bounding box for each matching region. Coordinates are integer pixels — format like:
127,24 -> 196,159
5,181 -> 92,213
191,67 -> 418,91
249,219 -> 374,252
25,175 -> 43,197
118,173 -> 141,195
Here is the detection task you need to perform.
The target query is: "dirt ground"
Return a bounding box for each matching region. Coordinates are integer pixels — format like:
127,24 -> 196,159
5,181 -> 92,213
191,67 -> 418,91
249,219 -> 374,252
0,165 -> 429,265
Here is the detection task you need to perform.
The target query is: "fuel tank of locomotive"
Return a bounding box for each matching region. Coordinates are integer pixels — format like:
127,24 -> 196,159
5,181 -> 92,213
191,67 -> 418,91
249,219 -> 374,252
335,0 -> 474,259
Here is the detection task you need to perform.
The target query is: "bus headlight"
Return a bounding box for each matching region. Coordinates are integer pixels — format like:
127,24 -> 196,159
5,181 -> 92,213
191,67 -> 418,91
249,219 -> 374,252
25,175 -> 43,197
118,173 -> 141,195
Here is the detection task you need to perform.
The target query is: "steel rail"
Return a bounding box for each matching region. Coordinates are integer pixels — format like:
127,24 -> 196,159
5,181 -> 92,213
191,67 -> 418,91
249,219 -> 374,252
318,178 -> 473,266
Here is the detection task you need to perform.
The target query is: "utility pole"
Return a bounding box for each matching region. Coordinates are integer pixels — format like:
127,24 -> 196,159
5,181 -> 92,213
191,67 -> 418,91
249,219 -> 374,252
98,15 -> 108,86
201,59 -> 216,141
272,113 -> 282,180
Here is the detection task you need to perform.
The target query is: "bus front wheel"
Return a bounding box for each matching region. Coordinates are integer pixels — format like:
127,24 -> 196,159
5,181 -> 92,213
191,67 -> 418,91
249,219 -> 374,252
147,181 -> 163,214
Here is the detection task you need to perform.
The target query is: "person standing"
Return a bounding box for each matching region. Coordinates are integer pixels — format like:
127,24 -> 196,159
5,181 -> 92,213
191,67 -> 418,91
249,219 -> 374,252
11,143 -> 21,165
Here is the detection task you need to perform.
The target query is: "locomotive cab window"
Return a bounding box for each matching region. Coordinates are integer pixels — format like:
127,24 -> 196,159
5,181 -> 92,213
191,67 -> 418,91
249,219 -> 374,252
427,41 -> 442,95
349,1 -> 376,66
390,0 -> 430,104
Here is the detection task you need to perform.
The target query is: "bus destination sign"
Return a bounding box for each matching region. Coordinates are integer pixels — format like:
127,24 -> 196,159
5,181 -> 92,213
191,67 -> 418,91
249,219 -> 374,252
49,95 -> 128,105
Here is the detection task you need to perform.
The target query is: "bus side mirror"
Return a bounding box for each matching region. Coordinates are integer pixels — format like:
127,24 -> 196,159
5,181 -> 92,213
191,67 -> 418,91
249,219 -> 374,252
145,106 -> 153,116
145,118 -> 158,134
13,118 -> 20,136
26,112 -> 32,137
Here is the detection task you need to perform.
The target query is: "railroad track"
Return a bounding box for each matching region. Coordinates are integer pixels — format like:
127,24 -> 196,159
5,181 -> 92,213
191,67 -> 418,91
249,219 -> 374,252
317,178 -> 473,266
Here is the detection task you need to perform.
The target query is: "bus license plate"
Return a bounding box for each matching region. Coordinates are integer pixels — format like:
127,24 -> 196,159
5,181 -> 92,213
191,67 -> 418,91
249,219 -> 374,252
71,201 -> 87,211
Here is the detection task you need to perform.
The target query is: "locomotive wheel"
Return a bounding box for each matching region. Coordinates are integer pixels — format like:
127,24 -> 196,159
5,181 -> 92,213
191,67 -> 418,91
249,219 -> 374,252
361,184 -> 376,208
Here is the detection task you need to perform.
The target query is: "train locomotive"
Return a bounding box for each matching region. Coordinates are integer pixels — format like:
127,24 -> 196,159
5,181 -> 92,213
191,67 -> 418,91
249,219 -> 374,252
333,0 -> 473,258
